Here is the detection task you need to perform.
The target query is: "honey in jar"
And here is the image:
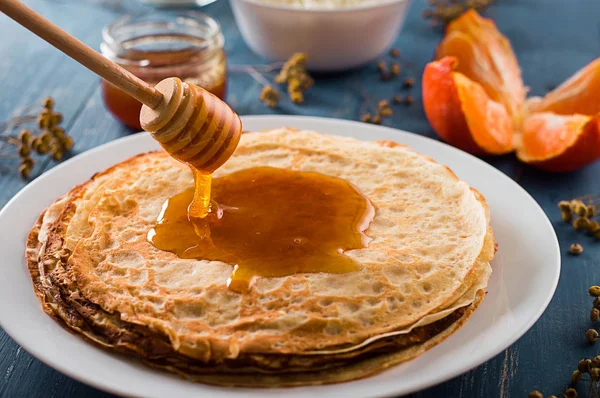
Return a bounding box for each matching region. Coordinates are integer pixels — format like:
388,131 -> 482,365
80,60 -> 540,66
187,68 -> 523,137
100,12 -> 227,130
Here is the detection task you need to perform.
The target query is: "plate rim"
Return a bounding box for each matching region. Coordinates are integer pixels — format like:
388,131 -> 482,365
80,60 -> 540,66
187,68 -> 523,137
0,115 -> 560,398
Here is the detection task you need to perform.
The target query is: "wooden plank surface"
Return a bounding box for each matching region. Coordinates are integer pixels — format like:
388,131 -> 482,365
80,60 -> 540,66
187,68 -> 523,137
1,0 -> 599,396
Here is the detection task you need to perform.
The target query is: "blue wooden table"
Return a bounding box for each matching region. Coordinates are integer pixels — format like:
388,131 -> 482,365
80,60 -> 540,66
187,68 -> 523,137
1,0 -> 599,396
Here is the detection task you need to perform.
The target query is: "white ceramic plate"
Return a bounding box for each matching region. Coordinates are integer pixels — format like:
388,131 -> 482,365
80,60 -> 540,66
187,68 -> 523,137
0,116 -> 560,398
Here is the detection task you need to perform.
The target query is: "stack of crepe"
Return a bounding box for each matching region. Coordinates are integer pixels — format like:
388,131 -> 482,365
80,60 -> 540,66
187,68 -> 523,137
26,128 -> 494,386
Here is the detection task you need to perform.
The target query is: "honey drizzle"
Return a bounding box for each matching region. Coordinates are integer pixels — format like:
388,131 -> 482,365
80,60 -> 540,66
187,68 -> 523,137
148,167 -> 375,293
189,168 -> 213,219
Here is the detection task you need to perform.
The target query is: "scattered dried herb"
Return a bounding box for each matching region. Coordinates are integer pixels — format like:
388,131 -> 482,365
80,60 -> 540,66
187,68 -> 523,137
537,288 -> 600,396
423,0 -> 496,27
274,53 -> 314,104
366,48 -> 417,122
558,196 -> 600,242
0,97 -> 73,179
259,85 -> 279,108
231,53 -> 313,107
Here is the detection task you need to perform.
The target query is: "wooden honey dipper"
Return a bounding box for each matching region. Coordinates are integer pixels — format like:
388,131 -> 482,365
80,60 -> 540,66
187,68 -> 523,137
0,0 -> 242,217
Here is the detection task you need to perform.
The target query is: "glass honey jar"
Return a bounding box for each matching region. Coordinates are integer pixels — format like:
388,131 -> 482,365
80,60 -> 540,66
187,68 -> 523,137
100,11 -> 227,130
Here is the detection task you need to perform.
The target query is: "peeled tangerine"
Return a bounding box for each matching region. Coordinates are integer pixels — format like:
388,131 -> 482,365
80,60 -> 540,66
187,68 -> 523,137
422,10 -> 600,172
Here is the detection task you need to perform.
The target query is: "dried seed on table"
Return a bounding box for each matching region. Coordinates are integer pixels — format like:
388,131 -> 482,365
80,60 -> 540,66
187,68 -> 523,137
565,387 -> 578,398
379,108 -> 392,117
53,112 -> 63,125
587,328 -> 599,343
18,164 -> 30,179
593,308 -> 600,322
561,211 -> 573,223
18,145 -> 30,157
391,63 -> 401,76
361,114 -> 372,123
378,100 -> 392,117
573,217 -> 589,230
404,96 -> 414,105
393,95 -> 403,104
51,127 -> 65,139
578,358 -> 591,373
571,369 -> 582,384
40,131 -> 51,145
21,157 -> 34,168
571,200 -> 586,216
62,135 -> 74,151
591,367 -> 600,381
403,78 -> 415,88
558,200 -> 572,212
592,355 -> 600,368
588,221 -> 600,234
18,129 -> 31,144
36,143 -> 49,155
590,286 -> 600,297
42,96 -> 54,110
594,297 -> 600,309
390,48 -> 400,58
528,391 -> 543,398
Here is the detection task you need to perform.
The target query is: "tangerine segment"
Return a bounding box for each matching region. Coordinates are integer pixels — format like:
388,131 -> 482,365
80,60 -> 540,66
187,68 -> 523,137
454,72 -> 513,155
436,10 -> 525,126
422,57 -> 513,155
527,57 -> 600,117
517,112 -> 600,172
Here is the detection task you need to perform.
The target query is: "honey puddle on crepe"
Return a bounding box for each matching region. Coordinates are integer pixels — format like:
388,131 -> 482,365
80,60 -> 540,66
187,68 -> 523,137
148,166 -> 375,293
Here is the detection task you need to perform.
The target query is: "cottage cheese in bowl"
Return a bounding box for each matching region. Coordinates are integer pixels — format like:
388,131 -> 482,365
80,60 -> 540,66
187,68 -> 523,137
229,0 -> 411,71
253,0 -> 387,9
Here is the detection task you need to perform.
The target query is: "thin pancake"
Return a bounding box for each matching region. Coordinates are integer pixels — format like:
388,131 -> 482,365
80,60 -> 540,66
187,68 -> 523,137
26,128 -> 494,382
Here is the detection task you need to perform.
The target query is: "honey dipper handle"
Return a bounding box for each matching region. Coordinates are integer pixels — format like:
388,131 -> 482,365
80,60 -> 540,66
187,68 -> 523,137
0,0 -> 163,109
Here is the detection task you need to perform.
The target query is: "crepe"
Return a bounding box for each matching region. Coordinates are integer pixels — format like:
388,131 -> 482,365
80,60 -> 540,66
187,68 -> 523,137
26,128 -> 494,385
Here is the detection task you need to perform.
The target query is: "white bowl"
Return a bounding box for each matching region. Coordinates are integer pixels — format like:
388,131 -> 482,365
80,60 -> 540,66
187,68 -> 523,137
229,0 -> 412,71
